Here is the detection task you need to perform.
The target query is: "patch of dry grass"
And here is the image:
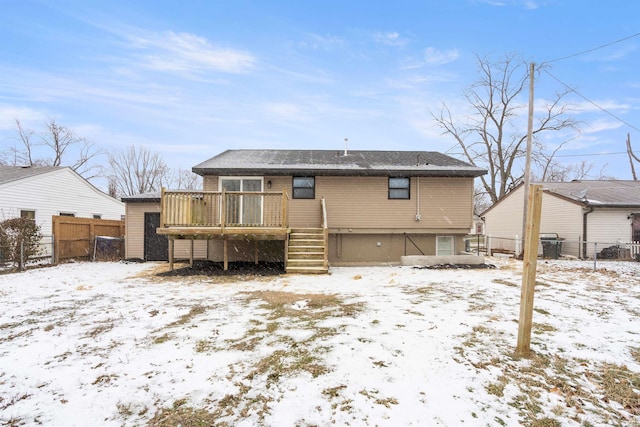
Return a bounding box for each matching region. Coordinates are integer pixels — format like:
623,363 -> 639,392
147,402 -> 219,427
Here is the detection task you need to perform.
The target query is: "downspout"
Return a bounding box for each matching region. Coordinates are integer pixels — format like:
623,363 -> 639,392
415,176 -> 421,221
582,205 -> 593,259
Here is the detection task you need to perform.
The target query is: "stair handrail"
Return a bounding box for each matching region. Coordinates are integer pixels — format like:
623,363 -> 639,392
321,197 -> 329,269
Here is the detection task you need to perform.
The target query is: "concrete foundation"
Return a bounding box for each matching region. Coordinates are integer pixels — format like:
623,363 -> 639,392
401,254 -> 485,266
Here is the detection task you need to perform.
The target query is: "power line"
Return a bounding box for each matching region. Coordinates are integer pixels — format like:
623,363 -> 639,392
543,69 -> 640,132
546,32 -> 640,64
554,151 -> 627,158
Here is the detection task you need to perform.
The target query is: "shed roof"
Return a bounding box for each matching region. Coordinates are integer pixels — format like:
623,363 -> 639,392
0,165 -> 61,185
120,192 -> 162,203
193,149 -> 486,177
544,180 -> 640,207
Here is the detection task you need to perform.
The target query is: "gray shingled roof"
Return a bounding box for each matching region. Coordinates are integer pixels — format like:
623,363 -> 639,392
193,149 -> 486,177
0,165 -> 62,185
544,180 -> 640,207
120,192 -> 162,203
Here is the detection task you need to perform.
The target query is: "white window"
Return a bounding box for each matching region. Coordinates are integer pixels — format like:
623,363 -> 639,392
437,236 -> 454,256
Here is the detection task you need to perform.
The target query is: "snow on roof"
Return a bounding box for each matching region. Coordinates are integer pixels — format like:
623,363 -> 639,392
193,149 -> 487,177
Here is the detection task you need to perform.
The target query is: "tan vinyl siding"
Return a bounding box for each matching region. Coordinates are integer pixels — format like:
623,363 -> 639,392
329,234 -> 467,265
124,202 -> 155,259
125,201 -> 207,260
203,175 -> 218,191
288,176 -> 473,230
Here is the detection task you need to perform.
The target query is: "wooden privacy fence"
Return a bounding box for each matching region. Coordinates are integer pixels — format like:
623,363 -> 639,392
52,216 -> 125,263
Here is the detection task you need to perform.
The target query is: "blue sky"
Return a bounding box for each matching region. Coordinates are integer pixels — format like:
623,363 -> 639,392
1,0 -> 639,188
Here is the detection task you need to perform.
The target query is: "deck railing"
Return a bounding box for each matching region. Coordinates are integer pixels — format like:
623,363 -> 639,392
160,189 -> 288,229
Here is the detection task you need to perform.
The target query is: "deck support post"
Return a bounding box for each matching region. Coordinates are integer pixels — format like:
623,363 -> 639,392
223,236 -> 228,271
168,238 -> 174,271
254,240 -> 259,264
189,239 -> 194,268
284,232 -> 289,271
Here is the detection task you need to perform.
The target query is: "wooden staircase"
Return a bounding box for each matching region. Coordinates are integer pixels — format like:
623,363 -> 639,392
286,228 -> 329,274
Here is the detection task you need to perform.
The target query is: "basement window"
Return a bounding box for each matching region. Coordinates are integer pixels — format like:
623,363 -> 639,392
293,177 -> 315,199
388,177 -> 410,199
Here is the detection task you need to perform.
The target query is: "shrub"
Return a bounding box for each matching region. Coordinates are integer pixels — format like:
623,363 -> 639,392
0,217 -> 43,269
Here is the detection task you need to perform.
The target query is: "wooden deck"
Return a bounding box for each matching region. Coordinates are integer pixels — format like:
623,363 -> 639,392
158,189 -> 291,270
158,189 -> 328,273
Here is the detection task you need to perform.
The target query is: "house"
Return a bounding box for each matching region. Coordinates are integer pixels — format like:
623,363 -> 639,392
482,180 -> 640,258
121,192 -> 207,261
154,149 -> 486,273
0,166 -> 124,236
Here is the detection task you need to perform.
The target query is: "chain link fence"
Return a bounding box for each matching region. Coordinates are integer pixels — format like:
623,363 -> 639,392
483,235 -> 640,261
0,235 -> 54,273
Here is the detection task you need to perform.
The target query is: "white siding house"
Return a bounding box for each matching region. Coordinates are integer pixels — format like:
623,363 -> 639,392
483,181 -> 640,258
0,166 -> 124,235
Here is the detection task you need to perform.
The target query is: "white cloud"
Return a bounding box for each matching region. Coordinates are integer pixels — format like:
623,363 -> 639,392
373,31 -> 408,47
0,105 -> 48,130
423,47 -> 459,66
129,31 -> 256,75
296,34 -> 344,50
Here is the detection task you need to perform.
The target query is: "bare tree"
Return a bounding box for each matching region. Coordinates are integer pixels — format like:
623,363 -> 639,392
163,167 -> 202,190
40,120 -> 101,178
12,119 -> 38,166
9,119 -> 102,179
107,145 -> 171,197
434,54 -> 579,206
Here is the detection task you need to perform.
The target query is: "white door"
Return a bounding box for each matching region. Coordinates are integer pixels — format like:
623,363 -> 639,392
221,178 -> 263,225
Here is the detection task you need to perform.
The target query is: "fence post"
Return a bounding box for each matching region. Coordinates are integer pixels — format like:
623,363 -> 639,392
51,235 -> 55,265
515,234 -> 521,256
593,242 -> 597,271
487,234 -> 492,256
19,240 -> 24,271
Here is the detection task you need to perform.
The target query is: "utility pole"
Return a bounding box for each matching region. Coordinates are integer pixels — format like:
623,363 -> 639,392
521,62 -> 535,256
626,133 -> 638,180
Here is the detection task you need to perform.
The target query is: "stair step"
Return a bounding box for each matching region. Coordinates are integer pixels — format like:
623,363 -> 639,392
286,227 -> 328,274
285,265 -> 328,274
288,252 -> 324,258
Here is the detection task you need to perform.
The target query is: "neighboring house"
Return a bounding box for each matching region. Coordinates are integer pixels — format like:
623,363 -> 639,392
121,192 -> 207,261
483,180 -> 640,258
0,165 -> 124,236
156,149 -> 485,272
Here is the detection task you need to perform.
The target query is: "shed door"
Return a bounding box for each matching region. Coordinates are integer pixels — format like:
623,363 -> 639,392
144,212 -> 168,261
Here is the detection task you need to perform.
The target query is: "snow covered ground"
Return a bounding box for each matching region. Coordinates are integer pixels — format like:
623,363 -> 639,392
1,258 -> 639,426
